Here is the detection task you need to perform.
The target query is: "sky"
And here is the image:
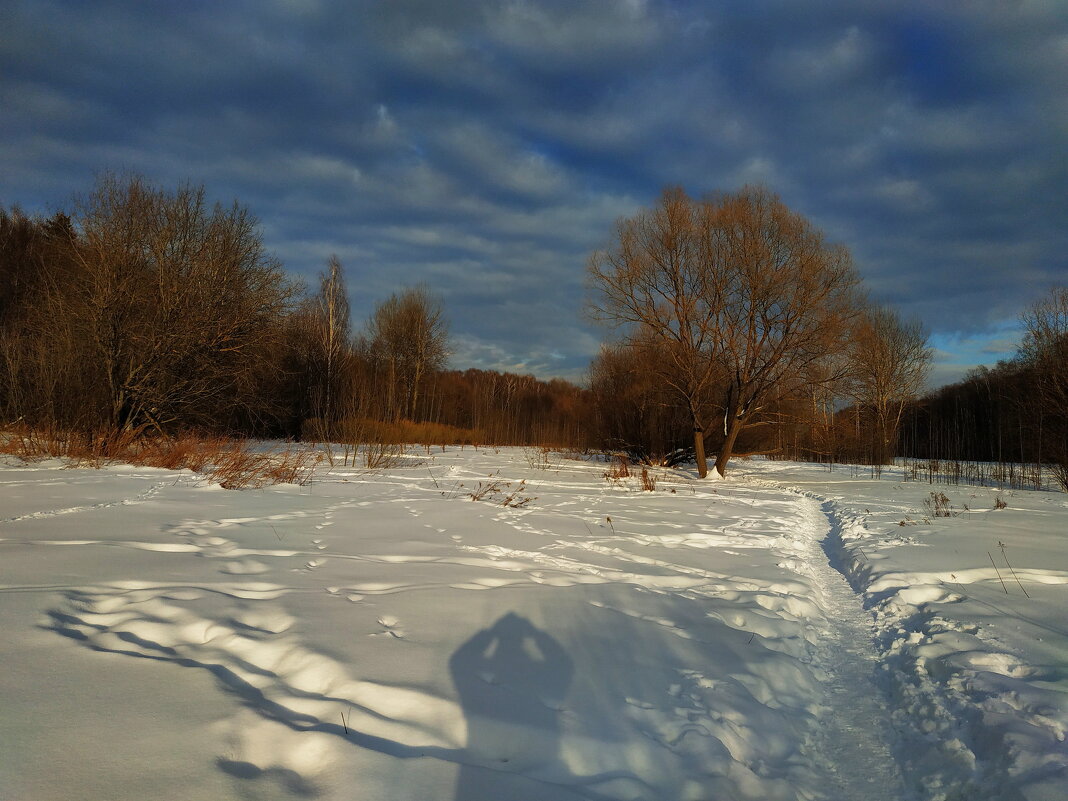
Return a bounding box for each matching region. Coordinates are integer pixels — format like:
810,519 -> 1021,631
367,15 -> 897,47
2,0 -> 1066,387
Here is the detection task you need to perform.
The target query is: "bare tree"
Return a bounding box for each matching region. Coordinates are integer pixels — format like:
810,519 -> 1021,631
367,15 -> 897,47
589,339 -> 694,464
705,189 -> 860,475
1020,286 -> 1068,487
846,305 -> 931,464
366,286 -> 449,421
588,187 -> 726,476
310,255 -> 351,437
1021,286 -> 1068,412
66,173 -> 294,435
589,186 -> 860,477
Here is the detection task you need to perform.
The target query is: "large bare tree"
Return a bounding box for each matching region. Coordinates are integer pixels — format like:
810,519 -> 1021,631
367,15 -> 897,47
67,174 -> 294,435
589,186 -> 860,477
705,189 -> 860,475
588,188 -> 726,475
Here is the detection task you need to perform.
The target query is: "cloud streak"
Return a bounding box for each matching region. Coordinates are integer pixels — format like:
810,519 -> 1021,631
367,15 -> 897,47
2,0 -> 1065,385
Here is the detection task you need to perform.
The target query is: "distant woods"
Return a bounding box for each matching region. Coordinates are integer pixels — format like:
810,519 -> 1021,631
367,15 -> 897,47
1,175 -> 1063,483
0,174 -> 589,448
901,287 -> 1068,489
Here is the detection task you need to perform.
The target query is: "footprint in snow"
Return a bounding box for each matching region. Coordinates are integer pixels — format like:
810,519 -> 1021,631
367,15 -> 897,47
220,558 -> 269,576
323,587 -> 363,605
371,615 -> 405,639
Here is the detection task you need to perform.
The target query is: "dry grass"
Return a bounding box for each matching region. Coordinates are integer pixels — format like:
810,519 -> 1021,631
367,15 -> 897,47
640,467 -> 656,492
362,441 -> 407,470
604,455 -> 630,481
468,478 -> 535,507
304,417 -> 487,447
923,491 -> 958,518
135,433 -> 218,471
0,424 -> 141,467
0,425 -> 319,489
523,445 -> 554,470
1053,462 -> 1068,493
208,442 -> 319,489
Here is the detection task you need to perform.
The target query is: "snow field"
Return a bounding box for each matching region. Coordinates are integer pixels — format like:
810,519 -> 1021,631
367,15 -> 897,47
0,449 -> 1064,800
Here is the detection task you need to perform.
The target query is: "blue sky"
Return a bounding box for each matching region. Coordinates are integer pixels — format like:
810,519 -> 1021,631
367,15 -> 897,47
2,0 -> 1065,387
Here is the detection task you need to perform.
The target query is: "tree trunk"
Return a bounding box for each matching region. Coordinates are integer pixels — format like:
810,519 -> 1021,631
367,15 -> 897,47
714,414 -> 745,477
693,424 -> 708,478
410,361 -> 423,420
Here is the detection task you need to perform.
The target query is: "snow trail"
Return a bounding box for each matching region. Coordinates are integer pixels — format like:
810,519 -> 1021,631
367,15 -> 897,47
783,491 -> 908,800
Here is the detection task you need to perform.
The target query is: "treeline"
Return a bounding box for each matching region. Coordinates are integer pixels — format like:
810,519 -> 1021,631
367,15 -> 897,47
14,174 -> 1055,480
0,174 -> 591,448
899,287 -> 1068,488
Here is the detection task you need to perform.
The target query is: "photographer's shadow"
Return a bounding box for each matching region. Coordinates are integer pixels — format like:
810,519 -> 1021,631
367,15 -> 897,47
449,612 -> 574,800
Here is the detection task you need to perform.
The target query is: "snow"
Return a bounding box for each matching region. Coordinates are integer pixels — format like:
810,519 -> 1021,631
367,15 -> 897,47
1,448 -> 1065,800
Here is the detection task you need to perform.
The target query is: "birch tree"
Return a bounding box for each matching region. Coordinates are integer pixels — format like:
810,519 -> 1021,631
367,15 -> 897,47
311,255 -> 351,436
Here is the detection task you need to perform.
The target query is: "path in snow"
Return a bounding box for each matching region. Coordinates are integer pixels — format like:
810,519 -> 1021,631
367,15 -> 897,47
775,488 -> 908,800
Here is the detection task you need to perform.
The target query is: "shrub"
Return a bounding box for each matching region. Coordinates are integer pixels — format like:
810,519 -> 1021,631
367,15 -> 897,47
0,425 -> 318,488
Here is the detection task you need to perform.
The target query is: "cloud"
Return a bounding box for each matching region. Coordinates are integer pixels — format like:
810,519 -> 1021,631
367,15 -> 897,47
2,0 -> 1066,389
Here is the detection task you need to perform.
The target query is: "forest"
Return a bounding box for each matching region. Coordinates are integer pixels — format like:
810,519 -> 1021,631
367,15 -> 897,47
1,175 -> 1064,485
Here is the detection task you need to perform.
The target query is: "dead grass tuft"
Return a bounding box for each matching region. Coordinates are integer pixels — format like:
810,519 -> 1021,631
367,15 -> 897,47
923,491 -> 958,518
640,467 -> 656,492
604,455 -> 630,481
303,417 -> 487,447
523,445 -> 553,470
362,441 -> 406,470
0,425 -> 318,489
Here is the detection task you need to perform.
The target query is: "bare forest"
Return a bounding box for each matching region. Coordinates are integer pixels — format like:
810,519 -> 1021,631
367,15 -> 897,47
1,175 -> 1063,485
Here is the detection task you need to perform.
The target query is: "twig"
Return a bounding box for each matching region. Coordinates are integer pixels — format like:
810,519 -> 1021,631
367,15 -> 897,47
999,541 -> 1030,599
987,551 -> 1009,594
949,573 -> 967,596
340,709 -> 349,735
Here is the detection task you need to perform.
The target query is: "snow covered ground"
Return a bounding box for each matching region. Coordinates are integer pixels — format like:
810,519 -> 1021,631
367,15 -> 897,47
0,447 -> 1065,801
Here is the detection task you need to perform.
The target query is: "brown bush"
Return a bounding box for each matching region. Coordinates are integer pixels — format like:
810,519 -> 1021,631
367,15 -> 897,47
303,417 -> 486,447
0,425 -> 318,489
640,467 -> 656,491
604,455 -> 630,480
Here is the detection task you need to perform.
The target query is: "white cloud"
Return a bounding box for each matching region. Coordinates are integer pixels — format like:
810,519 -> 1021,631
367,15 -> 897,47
874,178 -> 934,212
772,26 -> 875,89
